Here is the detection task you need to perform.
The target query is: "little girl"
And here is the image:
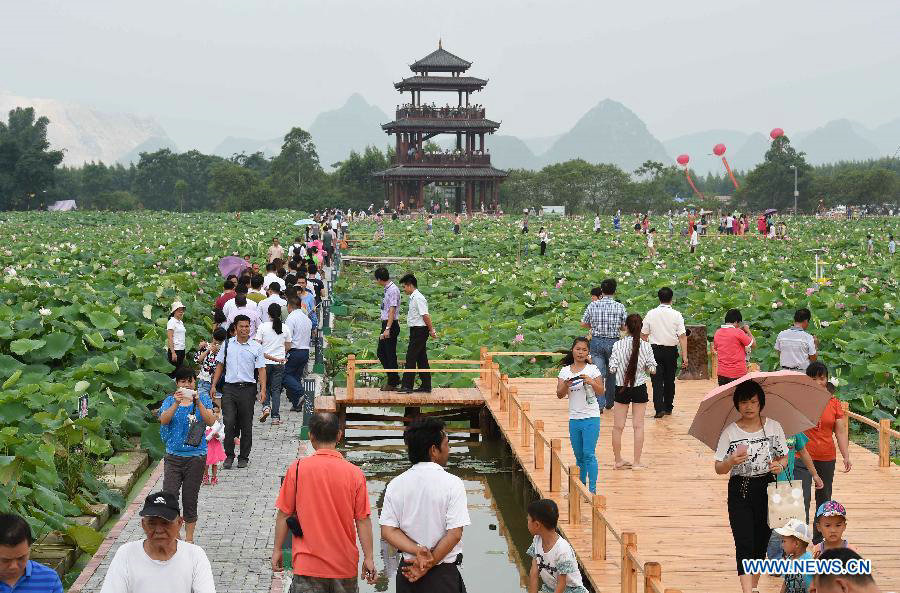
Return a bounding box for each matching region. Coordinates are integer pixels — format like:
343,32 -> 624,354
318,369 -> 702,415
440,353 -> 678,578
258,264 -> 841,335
203,408 -> 226,485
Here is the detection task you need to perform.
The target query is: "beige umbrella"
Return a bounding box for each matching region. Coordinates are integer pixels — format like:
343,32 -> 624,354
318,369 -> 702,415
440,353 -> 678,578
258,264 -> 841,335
688,371 -> 832,450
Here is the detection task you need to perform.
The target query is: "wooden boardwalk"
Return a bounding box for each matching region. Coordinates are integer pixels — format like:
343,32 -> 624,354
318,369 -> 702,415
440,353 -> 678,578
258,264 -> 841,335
478,376 -> 900,593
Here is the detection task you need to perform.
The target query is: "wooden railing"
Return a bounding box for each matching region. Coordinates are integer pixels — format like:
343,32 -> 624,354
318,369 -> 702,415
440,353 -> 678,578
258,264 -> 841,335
344,354 -> 483,399
479,351 -> 684,593
840,401 -> 899,468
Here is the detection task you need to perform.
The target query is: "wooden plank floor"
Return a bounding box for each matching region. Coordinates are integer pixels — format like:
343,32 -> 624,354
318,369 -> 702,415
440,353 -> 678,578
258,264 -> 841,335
330,387 -> 484,407
479,377 -> 900,593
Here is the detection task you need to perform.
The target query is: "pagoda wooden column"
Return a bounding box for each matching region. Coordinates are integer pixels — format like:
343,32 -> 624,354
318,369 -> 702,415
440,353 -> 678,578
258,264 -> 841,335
465,182 -> 473,214
418,180 -> 425,209
479,133 -> 485,151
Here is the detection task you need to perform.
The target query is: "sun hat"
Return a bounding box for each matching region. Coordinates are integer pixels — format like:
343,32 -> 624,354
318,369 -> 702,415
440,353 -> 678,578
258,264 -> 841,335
774,518 -> 812,543
138,491 -> 180,521
170,301 -> 186,313
816,500 -> 846,519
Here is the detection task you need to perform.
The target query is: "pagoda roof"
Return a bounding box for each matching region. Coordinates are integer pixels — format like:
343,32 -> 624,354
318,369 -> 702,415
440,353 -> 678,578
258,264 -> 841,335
382,118 -> 500,132
374,166 -> 508,180
395,76 -> 487,92
410,46 -> 472,73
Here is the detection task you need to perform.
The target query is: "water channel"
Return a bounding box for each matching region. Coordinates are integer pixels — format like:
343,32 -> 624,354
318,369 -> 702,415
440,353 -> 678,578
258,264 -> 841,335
336,407 -> 535,593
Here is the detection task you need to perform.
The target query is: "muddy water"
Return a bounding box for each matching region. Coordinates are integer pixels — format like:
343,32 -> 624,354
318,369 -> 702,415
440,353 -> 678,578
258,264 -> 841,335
340,414 -> 534,593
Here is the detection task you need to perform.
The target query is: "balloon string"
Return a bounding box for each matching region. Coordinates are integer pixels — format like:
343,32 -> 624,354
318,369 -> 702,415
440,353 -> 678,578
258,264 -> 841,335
684,167 -> 705,199
722,157 -> 740,190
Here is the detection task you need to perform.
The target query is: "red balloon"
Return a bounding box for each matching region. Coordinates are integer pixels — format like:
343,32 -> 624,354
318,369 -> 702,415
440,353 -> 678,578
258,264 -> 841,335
676,154 -> 690,165
713,143 -> 726,156
770,128 -> 784,140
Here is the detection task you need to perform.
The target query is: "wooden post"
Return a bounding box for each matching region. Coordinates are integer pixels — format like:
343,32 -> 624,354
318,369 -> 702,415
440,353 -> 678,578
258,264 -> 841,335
621,531 -> 638,593
550,439 -> 562,491
346,355 -> 356,400
492,363 -> 500,398
499,374 -> 509,411
520,402 -> 530,447
485,355 -> 494,394
591,495 -> 607,560
534,420 -> 545,470
479,347 -> 487,382
644,562 -> 662,593
879,418 -> 891,468
508,386 -> 518,428
568,465 -> 581,526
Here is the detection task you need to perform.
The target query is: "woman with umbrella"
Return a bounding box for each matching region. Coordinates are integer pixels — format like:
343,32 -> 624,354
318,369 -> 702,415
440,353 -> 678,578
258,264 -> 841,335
713,380 -> 788,593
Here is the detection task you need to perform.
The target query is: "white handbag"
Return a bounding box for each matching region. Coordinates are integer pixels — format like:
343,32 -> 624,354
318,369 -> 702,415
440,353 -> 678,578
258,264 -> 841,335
767,480 -> 805,528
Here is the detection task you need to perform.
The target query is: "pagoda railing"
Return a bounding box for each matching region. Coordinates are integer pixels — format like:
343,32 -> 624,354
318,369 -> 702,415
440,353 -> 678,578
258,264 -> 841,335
396,105 -> 486,120
396,151 -> 491,166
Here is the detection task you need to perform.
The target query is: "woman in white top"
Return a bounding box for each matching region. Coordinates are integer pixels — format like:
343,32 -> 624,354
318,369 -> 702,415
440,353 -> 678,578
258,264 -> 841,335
166,301 -> 186,375
714,380 -> 788,593
538,227 -> 548,256
608,313 -> 656,469
556,337 -> 604,493
254,303 -> 292,425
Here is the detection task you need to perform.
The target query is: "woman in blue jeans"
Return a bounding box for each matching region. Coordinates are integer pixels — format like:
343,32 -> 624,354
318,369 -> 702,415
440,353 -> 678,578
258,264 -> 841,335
556,337 -> 605,493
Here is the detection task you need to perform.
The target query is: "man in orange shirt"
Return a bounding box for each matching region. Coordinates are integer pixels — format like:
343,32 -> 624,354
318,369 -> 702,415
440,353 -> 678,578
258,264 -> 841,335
272,413 -> 376,591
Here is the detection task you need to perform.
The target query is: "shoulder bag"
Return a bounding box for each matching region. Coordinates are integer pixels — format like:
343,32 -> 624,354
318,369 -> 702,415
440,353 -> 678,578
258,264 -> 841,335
183,401 -> 206,448
284,460 -> 303,537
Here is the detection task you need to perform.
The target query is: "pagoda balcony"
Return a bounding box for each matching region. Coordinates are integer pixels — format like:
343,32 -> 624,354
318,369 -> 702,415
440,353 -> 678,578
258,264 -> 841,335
396,105 -> 487,121
395,151 -> 492,166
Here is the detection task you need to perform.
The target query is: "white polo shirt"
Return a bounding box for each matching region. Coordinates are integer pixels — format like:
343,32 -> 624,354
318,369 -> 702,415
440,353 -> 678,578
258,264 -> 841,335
641,304 -> 686,347
380,462 -> 470,564
406,289 -> 429,327
775,326 -> 816,370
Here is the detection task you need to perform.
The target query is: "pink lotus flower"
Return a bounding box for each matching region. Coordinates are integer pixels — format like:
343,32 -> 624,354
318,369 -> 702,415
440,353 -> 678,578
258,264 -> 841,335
191,271 -> 197,277
513,334 -> 524,344
806,287 -> 817,296
836,303 -> 845,309
530,357 -> 537,363
556,279 -> 565,289
859,287 -> 867,294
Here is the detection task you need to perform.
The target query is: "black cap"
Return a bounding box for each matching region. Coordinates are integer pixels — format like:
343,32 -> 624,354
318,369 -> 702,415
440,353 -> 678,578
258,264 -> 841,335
139,491 -> 180,521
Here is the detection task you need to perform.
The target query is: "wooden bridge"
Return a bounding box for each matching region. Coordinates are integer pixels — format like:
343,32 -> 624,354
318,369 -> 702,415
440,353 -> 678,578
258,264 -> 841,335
326,352 -> 900,593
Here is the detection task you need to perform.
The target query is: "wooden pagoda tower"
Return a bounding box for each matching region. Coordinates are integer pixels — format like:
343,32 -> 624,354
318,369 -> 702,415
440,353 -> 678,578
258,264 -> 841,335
375,42 -> 507,213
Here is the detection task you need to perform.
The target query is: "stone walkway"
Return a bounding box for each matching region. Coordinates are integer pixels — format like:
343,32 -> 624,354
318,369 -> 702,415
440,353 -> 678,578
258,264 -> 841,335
76,381 -> 314,593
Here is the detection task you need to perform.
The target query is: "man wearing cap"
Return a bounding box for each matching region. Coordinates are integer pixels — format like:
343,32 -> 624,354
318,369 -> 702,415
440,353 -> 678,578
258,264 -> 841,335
0,513 -> 63,592
100,491 -> 215,593
210,315 -> 267,469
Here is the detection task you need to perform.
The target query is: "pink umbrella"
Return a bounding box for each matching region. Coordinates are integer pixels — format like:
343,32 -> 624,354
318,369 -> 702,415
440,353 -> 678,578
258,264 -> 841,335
688,371 -> 832,451
218,256 -> 248,279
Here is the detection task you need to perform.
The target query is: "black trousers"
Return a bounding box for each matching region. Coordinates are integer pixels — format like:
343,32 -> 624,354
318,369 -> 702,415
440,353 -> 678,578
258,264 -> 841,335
167,349 -> 185,377
396,561 -> 466,593
222,383 -> 256,461
540,241 -> 546,255
162,454 -> 206,522
377,320 -> 401,386
727,474 -> 772,575
718,375 -> 739,386
401,326 -> 430,390
650,345 -> 678,414
801,459 -> 836,543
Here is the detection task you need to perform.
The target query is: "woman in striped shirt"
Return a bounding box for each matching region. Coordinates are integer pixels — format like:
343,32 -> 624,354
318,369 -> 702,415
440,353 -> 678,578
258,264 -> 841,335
609,313 -> 657,470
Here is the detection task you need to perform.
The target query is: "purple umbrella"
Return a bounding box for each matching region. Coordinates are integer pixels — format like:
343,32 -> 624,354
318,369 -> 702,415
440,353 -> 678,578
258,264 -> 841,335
218,256 -> 248,279
764,208 -> 778,215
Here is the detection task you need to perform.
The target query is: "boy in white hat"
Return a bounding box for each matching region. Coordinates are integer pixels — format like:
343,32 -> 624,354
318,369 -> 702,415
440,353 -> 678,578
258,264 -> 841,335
774,518 -> 812,593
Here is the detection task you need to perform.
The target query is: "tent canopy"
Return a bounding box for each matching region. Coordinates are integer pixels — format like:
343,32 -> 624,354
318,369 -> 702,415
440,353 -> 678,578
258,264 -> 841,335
47,200 -> 77,212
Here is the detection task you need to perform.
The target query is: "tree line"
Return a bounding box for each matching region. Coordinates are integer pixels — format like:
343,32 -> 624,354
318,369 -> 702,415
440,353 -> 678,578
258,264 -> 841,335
1,106 -> 897,213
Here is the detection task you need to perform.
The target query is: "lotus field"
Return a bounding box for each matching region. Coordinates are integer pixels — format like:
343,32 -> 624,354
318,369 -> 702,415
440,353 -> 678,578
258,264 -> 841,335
0,210 -> 897,550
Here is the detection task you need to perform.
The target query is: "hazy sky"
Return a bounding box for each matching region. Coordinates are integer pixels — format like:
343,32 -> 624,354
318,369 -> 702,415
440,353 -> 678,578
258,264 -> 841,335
4,0 -> 899,151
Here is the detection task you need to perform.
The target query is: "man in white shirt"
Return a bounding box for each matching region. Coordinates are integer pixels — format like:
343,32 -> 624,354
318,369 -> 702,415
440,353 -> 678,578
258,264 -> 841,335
641,287 -> 688,418
225,295 -> 261,338
99,491 -> 215,593
398,274 -> 436,394
258,283 -> 287,324
262,263 -> 286,293
380,417 -> 470,592
774,308 -> 818,371
283,296 -> 313,426
267,237 -> 284,264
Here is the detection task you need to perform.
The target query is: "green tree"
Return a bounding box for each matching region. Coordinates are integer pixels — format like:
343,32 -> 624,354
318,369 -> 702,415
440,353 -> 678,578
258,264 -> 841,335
207,161 -> 277,211
734,136 -> 812,212
0,107 -> 64,209
269,127 -> 325,204
332,146 -> 390,210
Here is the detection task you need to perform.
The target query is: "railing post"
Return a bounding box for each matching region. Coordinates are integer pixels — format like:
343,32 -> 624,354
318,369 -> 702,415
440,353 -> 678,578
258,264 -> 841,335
591,495 -> 607,560
879,418 -> 891,468
621,531 -> 638,593
520,402 -> 530,448
500,374 -> 509,411
644,562 -> 661,593
568,465 -> 581,526
492,363 -> 500,398
346,355 -> 356,400
534,420 -> 545,470
508,386 -> 518,428
550,439 -> 562,492
480,347 -> 487,382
